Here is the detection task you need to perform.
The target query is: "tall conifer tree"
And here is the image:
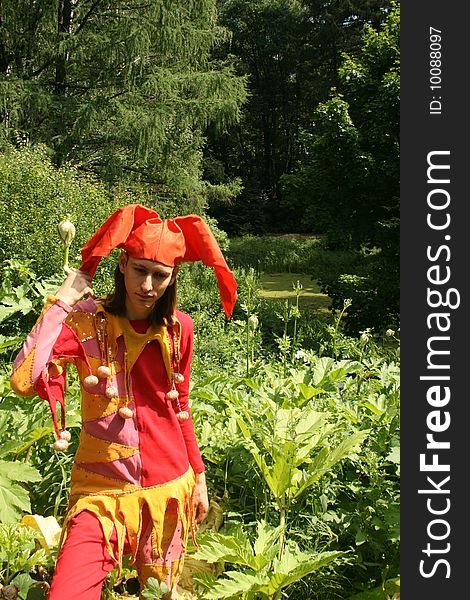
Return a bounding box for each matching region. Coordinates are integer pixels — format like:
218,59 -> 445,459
0,0 -> 247,193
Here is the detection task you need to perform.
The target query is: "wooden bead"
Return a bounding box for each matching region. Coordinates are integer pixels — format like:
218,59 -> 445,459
53,438 -> 69,452
97,365 -> 111,379
174,372 -> 185,384
166,389 -> 179,401
118,406 -> 134,419
83,375 -> 99,388
105,386 -> 118,399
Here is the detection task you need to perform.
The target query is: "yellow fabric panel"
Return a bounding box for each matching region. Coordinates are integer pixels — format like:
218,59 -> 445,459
10,346 -> 37,397
69,464 -> 139,497
74,429 -> 138,464
116,315 -> 171,377
60,468 -> 196,577
80,388 -> 122,420
65,310 -> 97,342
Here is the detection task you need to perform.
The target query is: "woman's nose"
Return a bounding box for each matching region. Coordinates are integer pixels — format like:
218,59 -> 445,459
141,275 -> 153,292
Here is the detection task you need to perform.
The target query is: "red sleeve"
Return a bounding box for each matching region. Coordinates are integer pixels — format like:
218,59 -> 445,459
174,312 -> 205,474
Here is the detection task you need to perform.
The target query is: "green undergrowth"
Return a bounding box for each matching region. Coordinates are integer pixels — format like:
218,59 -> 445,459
0,258 -> 399,600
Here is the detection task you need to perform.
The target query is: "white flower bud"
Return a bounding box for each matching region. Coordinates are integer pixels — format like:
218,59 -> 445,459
57,220 -> 76,246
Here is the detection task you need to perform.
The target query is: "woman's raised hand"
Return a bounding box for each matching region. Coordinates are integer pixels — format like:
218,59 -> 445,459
55,268 -> 94,307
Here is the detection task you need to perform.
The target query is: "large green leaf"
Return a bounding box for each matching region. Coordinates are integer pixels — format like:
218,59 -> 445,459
0,460 -> 42,483
0,285 -> 33,323
0,481 -> 33,523
1,426 -> 54,457
310,358 -> 362,388
193,528 -> 265,571
260,549 -> 345,595
0,460 -> 42,523
253,521 -> 281,562
294,429 -> 369,498
202,570 -> 269,599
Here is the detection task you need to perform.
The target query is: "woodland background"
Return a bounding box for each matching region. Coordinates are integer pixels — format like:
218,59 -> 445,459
0,2 -> 399,599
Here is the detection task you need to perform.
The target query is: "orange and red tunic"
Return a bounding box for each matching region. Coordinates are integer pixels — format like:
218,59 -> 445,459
10,295 -> 204,581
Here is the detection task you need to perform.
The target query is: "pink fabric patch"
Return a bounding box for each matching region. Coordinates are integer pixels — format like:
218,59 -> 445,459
14,301 -> 71,375
81,337 -> 101,358
79,455 -> 142,486
138,500 -> 184,565
83,403 -> 139,447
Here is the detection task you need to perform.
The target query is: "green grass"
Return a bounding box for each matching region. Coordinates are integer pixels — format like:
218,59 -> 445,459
258,272 -> 331,313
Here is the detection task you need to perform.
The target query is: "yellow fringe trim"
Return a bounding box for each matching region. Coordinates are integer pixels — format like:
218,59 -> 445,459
58,468 -> 196,576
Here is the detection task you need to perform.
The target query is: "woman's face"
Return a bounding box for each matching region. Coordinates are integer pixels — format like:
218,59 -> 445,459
119,253 -> 177,320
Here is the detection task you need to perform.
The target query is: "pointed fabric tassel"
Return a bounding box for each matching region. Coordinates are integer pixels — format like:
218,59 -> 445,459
36,368 -> 65,446
174,215 -> 238,319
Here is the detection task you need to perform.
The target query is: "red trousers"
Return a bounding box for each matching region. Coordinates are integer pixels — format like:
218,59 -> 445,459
48,507 -> 184,600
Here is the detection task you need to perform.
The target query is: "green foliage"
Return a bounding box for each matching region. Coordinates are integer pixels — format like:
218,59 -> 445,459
193,521 -> 344,599
279,5 -> 400,333
0,144 -> 122,282
279,3 -> 399,245
0,0 -> 247,192
140,577 -> 169,599
227,235 -> 321,274
0,259 -> 64,343
0,461 -> 42,525
308,245 -> 400,334
206,0 -> 391,235
188,310 -> 399,598
0,524 -> 50,590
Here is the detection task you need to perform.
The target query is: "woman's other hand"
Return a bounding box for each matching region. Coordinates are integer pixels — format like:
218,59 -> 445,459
193,471 -> 209,525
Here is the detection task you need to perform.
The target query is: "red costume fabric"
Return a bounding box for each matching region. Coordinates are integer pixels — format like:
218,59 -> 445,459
10,296 -> 203,597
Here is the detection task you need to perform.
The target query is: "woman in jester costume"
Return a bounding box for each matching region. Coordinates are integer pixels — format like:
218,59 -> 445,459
10,204 -> 237,600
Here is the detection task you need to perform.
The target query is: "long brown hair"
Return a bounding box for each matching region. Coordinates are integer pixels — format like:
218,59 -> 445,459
103,264 -> 177,326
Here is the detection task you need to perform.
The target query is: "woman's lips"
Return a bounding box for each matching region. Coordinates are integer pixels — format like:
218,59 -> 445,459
136,293 -> 154,300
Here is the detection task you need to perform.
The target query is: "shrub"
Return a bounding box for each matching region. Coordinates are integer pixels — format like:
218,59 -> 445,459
0,144 -> 123,279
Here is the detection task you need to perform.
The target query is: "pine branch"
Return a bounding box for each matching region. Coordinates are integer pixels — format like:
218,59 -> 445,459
74,0 -> 103,36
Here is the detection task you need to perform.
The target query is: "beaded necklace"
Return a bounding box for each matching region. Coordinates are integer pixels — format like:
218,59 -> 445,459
82,313 -> 189,422
165,323 -> 189,421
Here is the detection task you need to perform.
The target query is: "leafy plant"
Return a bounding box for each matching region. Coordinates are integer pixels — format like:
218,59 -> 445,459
140,577 -> 169,599
0,461 -> 42,525
0,523 -> 50,593
193,520 -> 344,599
